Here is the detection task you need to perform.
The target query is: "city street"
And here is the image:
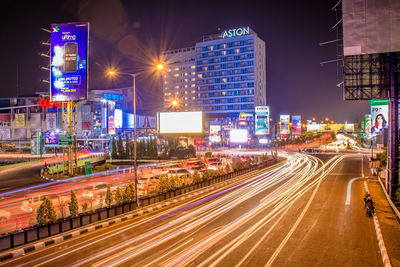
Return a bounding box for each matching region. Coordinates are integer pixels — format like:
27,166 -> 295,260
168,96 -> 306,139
1,152 -> 394,266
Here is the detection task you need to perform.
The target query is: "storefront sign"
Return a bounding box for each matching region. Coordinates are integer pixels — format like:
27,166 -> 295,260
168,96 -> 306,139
222,27 -> 250,38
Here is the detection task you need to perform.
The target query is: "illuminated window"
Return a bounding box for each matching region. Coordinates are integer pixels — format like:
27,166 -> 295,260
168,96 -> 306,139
191,84 -> 195,87
222,91 -> 226,95
185,97 -> 188,100
222,51 -> 226,55
223,44 -> 226,48
185,73 -> 188,76
235,49 -> 239,53
191,90 -> 196,93
167,69 -> 171,72
174,67 -> 179,71
191,65 -> 195,69
164,81 -> 168,84
192,97 -> 196,100
222,78 -> 227,83
174,74 -> 179,77
204,66 -> 208,71
210,46 -> 214,51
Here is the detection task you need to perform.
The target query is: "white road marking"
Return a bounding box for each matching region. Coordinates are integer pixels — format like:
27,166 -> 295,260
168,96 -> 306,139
345,177 -> 363,205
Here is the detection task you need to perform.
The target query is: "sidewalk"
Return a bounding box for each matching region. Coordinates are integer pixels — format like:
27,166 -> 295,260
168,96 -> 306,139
366,176 -> 400,266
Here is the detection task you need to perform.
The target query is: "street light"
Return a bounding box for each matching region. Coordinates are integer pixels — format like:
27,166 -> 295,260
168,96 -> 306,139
171,99 -> 178,111
107,69 -> 141,204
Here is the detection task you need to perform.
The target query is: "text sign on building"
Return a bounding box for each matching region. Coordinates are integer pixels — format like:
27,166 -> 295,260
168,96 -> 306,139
255,106 -> 269,135
103,93 -> 124,101
222,27 -> 250,38
50,22 -> 89,102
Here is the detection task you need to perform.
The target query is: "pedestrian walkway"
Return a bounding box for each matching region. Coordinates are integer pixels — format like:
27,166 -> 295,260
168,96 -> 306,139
366,176 -> 400,267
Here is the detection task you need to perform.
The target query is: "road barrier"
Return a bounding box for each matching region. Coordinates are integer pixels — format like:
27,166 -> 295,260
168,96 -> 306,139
0,158 -> 278,255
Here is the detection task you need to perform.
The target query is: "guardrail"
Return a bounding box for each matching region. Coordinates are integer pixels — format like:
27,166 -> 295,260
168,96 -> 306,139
0,159 -> 278,252
377,171 -> 400,222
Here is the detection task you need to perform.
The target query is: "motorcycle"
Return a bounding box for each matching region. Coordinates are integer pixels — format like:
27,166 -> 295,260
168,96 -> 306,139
365,201 -> 374,217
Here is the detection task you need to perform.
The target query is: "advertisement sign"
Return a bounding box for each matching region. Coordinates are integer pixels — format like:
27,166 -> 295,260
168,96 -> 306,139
108,101 -> 115,134
292,115 -> 301,135
50,22 -> 89,102
127,113 -> 134,129
31,113 -> 41,127
46,113 -> 57,131
0,114 -> 10,127
210,125 -> 221,143
115,109 -> 123,128
44,131 -> 59,146
0,129 -> 10,139
230,129 -> 248,143
364,114 -> 372,133
255,106 -> 269,135
280,115 -> 290,135
15,114 -> 25,127
158,112 -> 203,134
138,116 -> 156,129
370,100 -> 388,133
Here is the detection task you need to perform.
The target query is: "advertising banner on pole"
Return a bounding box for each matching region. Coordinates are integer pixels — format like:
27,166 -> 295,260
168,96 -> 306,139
280,115 -> 290,135
44,131 -> 59,146
46,113 -> 57,131
364,114 -> 372,133
50,22 -> 89,102
31,113 -> 41,127
15,114 -> 25,127
0,129 -> 10,139
292,115 -> 301,135
255,106 -> 269,135
108,101 -> 115,135
370,99 -> 389,133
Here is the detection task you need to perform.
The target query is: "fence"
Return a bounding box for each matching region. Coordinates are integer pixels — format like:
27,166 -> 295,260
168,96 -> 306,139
0,158 -> 277,252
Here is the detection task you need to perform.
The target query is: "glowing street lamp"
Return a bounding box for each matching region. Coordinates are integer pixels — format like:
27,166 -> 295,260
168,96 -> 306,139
156,63 -> 164,71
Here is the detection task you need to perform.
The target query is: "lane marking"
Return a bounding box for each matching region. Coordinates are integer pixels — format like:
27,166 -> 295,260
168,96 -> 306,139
364,181 -> 391,267
345,177 -> 363,205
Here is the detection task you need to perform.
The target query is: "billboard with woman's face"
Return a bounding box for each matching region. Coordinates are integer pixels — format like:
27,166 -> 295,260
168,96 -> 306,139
370,100 -> 388,133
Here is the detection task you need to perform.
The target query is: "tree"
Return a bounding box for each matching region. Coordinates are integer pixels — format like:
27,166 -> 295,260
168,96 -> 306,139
170,175 -> 183,190
118,135 -> 124,159
114,187 -> 124,206
81,203 -> 88,213
125,136 -> 131,159
192,170 -> 202,184
225,163 -> 232,173
69,191 -> 79,217
157,175 -> 171,193
36,197 -> 57,225
111,136 -> 117,159
105,184 -> 113,208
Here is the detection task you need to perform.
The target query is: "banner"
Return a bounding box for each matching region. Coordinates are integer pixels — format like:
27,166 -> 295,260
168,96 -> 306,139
0,129 -> 10,139
364,114 -> 372,133
138,116 -> 156,129
15,128 -> 27,139
370,100 -> 388,133
255,106 -> 269,135
280,115 -> 290,135
31,113 -> 41,127
0,114 -> 10,127
292,115 -> 301,135
46,113 -> 57,131
50,22 -> 89,101
30,128 -> 42,138
44,131 -> 59,146
108,101 -> 115,134
15,114 -> 25,127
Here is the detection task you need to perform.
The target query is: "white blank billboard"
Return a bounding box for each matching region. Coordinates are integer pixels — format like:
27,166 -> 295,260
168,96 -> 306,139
230,129 -> 248,143
159,112 -> 203,134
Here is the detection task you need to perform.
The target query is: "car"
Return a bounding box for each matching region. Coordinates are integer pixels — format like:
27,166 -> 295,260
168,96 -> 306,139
207,162 -> 223,171
0,210 -> 11,223
167,168 -> 191,178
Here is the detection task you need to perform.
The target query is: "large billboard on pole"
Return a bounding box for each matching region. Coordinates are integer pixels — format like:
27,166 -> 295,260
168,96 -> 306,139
50,22 -> 89,102
292,115 -> 301,135
255,106 -> 269,135
280,115 -> 290,135
158,112 -> 203,134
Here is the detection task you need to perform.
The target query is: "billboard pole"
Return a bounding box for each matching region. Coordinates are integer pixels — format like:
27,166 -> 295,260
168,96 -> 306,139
388,54 -> 399,198
74,102 -> 78,174
67,101 -> 73,176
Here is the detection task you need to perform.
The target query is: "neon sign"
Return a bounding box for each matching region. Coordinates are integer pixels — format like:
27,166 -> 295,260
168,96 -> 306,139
38,98 -> 68,108
222,27 -> 250,38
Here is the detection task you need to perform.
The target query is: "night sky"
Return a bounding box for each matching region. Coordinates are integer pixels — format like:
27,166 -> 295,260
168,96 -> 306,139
1,0 -> 369,122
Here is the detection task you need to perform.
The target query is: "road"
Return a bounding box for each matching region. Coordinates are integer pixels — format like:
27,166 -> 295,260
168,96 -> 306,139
1,152 -> 388,266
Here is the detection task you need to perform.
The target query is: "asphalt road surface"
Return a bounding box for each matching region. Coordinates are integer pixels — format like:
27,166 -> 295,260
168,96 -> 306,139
1,152 -> 385,266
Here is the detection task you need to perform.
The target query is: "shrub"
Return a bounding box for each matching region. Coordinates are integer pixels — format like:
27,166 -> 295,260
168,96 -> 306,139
114,187 -> 124,206
395,188 -> 400,204
36,197 -> 57,225
103,163 -> 115,170
94,165 -> 106,172
192,170 -> 202,184
205,152 -> 212,158
81,203 -> 88,213
124,182 -> 135,203
105,184 -> 113,208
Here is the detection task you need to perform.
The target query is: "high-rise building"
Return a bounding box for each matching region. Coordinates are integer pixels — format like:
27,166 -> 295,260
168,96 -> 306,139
161,47 -> 197,111
161,27 -> 266,136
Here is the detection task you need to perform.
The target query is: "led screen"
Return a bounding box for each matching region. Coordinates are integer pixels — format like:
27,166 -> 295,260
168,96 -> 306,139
115,109 -> 123,128
158,112 -> 203,134
255,106 -> 269,135
230,129 -> 248,143
280,115 -> 290,135
50,22 -> 89,101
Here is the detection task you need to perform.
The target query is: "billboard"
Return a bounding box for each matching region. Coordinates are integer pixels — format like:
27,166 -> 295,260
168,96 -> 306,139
370,100 -> 389,133
31,113 -> 41,127
0,129 -> 10,139
108,101 -> 115,134
138,116 -> 156,129
292,115 -> 301,135
127,113 -> 134,129
280,115 -> 290,135
44,131 -> 59,146
115,109 -> 123,129
230,129 -> 248,143
255,106 -> 269,135
50,22 -> 89,102
210,125 -> 221,143
158,112 -> 203,134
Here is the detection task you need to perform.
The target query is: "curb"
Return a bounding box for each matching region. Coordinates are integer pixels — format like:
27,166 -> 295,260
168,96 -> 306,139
0,170 -> 249,262
364,181 -> 392,267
